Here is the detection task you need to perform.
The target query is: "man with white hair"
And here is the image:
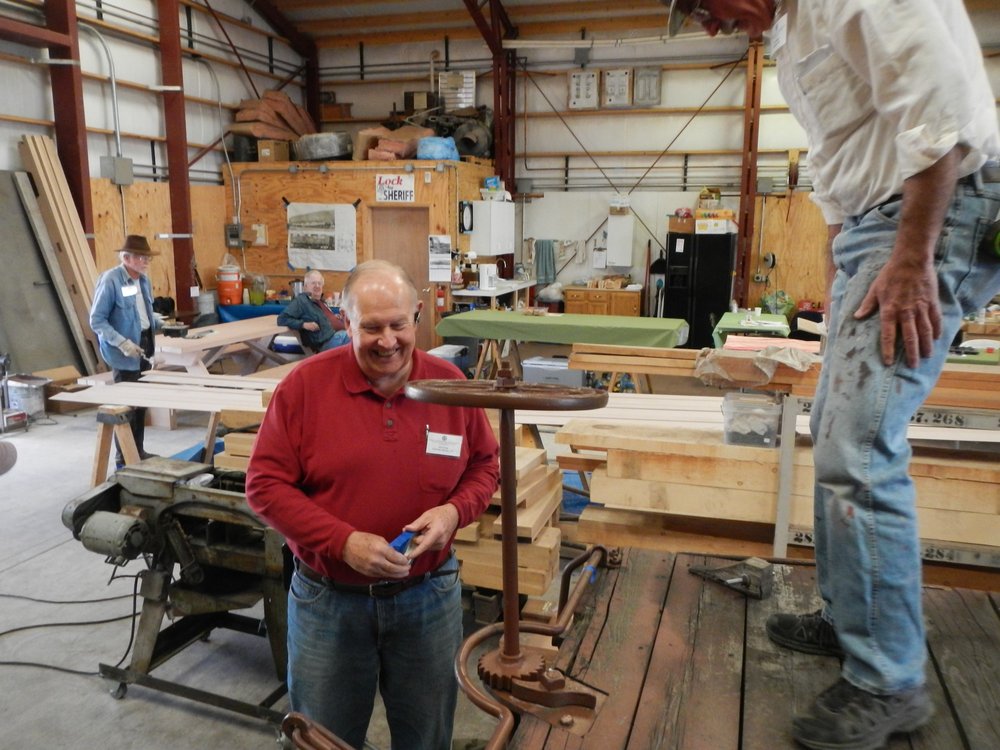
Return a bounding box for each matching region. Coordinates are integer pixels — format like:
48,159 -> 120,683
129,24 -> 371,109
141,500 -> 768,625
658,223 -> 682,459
277,269 -> 349,352
90,234 -> 162,467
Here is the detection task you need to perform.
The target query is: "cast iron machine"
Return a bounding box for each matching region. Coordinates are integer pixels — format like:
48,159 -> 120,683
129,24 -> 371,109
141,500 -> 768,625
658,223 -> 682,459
62,457 -> 288,724
403,367 -> 612,747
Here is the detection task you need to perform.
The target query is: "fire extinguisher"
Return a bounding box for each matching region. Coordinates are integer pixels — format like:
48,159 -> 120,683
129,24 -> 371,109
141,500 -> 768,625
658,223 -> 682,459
436,286 -> 446,309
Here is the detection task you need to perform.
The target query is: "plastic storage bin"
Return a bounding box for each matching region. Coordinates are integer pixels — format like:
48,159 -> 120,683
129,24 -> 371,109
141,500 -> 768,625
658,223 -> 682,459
722,392 -> 781,447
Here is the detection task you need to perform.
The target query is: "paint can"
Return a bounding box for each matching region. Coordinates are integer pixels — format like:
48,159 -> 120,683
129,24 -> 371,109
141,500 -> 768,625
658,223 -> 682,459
7,375 -> 51,418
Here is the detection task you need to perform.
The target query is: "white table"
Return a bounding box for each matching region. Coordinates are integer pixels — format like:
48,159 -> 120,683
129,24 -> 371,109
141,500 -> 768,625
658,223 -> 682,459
450,278 -> 536,310
155,315 -> 290,375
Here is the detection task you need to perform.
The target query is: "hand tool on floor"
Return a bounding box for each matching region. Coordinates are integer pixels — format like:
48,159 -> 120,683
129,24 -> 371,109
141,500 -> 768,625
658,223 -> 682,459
689,556 -> 773,599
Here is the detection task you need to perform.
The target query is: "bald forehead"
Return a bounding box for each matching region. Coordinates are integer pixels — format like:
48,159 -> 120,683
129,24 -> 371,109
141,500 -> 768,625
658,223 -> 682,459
350,269 -> 416,306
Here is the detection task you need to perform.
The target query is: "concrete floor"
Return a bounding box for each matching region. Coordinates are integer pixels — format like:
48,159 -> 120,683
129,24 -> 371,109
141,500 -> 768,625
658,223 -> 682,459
0,408 -> 501,749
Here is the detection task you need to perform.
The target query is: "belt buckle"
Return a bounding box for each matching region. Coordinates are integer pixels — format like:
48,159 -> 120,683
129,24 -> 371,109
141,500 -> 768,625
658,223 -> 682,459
369,580 -> 398,598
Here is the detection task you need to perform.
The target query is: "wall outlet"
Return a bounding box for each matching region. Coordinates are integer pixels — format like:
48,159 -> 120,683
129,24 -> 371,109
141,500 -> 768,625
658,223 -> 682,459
753,273 -> 766,283
252,223 -> 268,246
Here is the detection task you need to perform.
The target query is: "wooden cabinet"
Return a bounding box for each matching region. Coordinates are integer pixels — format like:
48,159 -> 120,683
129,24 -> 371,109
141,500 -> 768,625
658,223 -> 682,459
564,287 -> 640,317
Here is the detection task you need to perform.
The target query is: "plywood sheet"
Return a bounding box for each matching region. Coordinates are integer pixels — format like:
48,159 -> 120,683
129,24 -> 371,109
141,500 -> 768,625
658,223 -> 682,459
746,192 -> 827,309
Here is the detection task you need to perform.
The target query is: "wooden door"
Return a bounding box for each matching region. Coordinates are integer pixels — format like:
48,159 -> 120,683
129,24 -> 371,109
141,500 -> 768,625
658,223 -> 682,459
370,206 -> 434,352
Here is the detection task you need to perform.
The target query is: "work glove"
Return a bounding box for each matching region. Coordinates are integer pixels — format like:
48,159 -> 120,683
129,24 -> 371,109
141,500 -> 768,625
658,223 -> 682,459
118,339 -> 143,358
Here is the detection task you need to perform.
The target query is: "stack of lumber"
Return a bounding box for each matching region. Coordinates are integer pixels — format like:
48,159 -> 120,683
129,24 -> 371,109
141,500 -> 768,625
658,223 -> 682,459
557,419 -> 1000,555
567,343 -> 1000,411
215,431 -> 257,472
18,136 -> 101,370
229,90 -> 316,142
454,446 -> 563,596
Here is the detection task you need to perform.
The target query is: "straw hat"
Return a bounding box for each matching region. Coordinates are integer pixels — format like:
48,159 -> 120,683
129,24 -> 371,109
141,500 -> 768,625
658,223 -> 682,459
0,440 -> 16,476
119,235 -> 160,257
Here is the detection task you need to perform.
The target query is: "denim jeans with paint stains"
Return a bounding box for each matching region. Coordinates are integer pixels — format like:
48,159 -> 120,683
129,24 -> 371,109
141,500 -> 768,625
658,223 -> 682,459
810,172 -> 1000,695
286,551 -> 462,750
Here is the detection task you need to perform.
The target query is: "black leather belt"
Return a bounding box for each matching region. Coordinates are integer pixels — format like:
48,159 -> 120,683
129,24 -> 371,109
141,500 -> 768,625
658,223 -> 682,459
295,558 -> 456,598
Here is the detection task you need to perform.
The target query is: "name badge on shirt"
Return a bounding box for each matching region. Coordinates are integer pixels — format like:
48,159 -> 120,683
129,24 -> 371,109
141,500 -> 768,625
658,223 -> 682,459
426,430 -> 463,458
122,285 -> 138,297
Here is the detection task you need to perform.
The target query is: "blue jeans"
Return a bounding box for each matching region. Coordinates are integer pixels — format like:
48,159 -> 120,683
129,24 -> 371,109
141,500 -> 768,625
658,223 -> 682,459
320,330 -> 350,351
286,552 -> 463,750
811,172 -> 1000,694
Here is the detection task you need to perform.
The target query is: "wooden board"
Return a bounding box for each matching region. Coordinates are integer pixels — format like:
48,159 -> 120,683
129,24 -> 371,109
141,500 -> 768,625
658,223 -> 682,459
491,481 -> 563,541
489,464 -> 562,509
746,192 -> 828,310
16,139 -> 101,367
507,552 -> 998,748
91,178 -> 175,299
13,172 -> 98,373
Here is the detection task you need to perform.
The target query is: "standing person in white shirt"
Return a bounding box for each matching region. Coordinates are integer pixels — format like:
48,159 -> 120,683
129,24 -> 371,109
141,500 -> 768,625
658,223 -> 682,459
90,235 -> 162,468
667,2 -> 1000,749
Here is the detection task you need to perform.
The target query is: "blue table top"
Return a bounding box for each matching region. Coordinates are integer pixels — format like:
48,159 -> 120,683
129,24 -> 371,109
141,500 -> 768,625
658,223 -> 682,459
218,303 -> 288,322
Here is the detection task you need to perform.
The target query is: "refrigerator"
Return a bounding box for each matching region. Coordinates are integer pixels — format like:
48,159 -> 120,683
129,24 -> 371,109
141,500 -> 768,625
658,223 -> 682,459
660,231 -> 736,349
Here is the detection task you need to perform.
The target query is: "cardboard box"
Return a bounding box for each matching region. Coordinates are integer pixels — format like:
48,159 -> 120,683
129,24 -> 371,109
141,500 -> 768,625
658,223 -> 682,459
695,218 -> 738,234
321,103 -> 353,120
522,356 -> 585,388
257,139 -> 290,162
694,208 -> 735,220
668,216 -> 695,234
32,365 -> 90,414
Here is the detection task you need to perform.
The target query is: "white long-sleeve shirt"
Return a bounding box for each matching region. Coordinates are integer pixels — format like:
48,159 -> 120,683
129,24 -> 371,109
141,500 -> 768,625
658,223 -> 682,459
772,0 -> 1000,225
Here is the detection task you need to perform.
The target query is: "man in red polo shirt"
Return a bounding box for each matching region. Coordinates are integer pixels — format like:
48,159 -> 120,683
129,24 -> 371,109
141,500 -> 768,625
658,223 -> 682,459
247,260 -> 499,750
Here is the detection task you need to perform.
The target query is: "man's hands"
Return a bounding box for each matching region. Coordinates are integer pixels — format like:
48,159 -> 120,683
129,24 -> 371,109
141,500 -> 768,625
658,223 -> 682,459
302,322 -> 320,332
341,504 -> 460,580
342,531 -> 412,579
118,339 -> 143,358
855,258 -> 941,368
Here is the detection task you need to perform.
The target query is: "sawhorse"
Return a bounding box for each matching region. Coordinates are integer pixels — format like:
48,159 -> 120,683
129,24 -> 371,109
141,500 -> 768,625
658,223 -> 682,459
91,405 -> 140,487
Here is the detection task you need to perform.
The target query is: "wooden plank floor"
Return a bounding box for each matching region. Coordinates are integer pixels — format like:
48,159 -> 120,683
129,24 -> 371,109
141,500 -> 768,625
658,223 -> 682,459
508,551 -> 1000,749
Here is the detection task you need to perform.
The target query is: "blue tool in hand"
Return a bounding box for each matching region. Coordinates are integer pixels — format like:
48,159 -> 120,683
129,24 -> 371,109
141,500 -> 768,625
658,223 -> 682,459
390,530 -> 415,556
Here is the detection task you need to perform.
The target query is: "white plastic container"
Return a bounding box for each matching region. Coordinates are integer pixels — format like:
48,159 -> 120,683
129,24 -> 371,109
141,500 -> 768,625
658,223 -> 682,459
722,392 -> 781,447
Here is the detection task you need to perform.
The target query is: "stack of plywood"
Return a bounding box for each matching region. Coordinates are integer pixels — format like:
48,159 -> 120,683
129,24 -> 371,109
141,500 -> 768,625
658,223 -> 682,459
557,419 -> 1000,554
454,445 -> 563,596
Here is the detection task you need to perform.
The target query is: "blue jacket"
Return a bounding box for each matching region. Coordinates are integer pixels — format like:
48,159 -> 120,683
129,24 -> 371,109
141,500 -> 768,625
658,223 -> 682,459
277,293 -> 343,351
90,264 -> 158,371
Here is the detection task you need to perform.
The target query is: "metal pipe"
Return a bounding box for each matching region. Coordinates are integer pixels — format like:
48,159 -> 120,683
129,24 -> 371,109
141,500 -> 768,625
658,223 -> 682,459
79,23 -> 123,158
454,544 -> 606,749
498,407 -> 521,659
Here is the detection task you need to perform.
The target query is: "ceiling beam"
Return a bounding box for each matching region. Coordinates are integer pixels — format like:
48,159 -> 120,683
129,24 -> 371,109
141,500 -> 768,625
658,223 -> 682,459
0,14 -> 71,47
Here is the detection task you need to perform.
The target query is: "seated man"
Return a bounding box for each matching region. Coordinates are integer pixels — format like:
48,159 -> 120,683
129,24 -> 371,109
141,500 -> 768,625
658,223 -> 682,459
277,270 -> 349,352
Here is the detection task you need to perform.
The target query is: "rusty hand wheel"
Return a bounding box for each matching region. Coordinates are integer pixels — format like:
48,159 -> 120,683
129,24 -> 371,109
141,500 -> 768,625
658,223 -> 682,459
406,365 -> 607,688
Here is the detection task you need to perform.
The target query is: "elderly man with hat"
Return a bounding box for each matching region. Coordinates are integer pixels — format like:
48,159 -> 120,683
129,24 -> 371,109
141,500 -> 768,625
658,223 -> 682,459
90,234 -> 162,467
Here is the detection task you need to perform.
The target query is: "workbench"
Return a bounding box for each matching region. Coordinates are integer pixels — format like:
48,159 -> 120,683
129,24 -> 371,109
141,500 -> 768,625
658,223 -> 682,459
51,374 -> 274,485
436,310 -> 688,379
155,315 -> 291,375
450,278 -> 536,310
712,311 -> 790,348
